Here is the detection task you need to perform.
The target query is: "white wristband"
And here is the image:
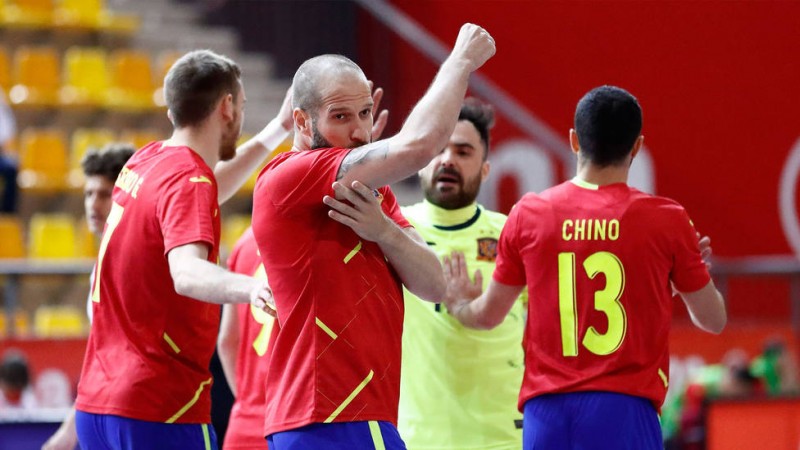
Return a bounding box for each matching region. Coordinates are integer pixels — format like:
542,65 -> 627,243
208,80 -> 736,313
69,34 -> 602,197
254,119 -> 291,151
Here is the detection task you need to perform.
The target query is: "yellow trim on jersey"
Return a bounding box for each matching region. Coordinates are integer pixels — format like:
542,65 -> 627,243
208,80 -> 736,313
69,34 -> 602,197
165,377 -> 213,423
570,177 -> 600,190
369,421 -> 386,450
202,424 -> 211,450
315,318 -> 338,340
658,368 -> 669,388
343,241 -> 362,263
324,370 -> 374,423
163,332 -> 181,354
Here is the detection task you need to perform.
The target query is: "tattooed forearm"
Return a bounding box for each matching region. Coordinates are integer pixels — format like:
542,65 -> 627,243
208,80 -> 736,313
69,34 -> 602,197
336,141 -> 390,180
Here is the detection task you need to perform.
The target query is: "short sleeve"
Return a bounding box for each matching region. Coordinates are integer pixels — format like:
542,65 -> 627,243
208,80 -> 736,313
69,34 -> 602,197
493,202 -> 527,286
261,148 -> 350,212
670,208 -> 711,293
157,167 -> 218,255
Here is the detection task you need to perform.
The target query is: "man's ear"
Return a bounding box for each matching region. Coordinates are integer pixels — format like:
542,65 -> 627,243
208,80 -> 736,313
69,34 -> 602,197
294,108 -> 312,138
631,135 -> 644,159
220,93 -> 234,121
569,129 -> 580,155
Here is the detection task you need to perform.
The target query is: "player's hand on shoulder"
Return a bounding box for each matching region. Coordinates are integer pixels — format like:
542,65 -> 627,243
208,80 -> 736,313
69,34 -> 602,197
442,251 -> 483,315
451,23 -> 496,72
323,180 -> 394,243
250,281 -> 276,317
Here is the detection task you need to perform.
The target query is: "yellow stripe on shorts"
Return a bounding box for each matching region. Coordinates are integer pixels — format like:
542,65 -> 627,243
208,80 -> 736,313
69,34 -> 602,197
368,421 -> 386,450
202,423 -> 211,450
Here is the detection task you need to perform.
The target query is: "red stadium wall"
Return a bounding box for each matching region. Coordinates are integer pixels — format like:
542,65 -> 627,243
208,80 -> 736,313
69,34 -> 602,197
359,1 -> 800,325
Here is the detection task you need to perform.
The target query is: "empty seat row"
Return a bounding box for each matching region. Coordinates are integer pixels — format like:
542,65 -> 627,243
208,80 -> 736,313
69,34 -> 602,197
0,213 -> 96,259
0,306 -> 87,338
0,0 -> 138,33
0,46 -> 179,111
0,212 -> 259,261
15,127 -> 159,191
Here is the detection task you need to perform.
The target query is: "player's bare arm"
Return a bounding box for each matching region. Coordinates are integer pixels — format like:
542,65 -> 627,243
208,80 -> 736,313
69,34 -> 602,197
335,23 -> 495,191
679,281 -> 727,334
324,180 -> 445,301
217,304 -> 240,396
443,251 -> 523,329
215,86 -> 294,204
167,242 -> 273,305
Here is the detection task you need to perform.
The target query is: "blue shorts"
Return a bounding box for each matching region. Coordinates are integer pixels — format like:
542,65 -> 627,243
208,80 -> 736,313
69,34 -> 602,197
75,410 -> 218,450
267,421 -> 405,450
522,391 -> 662,450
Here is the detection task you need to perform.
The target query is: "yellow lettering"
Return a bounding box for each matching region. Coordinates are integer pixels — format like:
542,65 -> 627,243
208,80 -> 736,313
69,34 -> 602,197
562,218 -> 620,241
132,177 -> 144,199
114,167 -> 143,198
574,219 -> 585,240
594,219 -> 606,240
562,219 -> 573,241
609,219 -> 620,240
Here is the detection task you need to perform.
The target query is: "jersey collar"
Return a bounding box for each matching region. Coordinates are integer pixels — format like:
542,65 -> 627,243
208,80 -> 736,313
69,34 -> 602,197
422,200 -> 482,231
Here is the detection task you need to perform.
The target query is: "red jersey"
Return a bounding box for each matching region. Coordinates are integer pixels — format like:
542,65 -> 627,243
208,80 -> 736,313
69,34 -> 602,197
493,180 -> 710,410
252,148 -> 410,436
224,227 -> 277,449
76,142 -> 221,424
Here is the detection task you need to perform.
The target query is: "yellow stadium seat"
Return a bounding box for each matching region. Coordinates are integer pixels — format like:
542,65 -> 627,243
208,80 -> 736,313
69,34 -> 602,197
28,213 -> 77,258
0,309 -> 31,338
0,48 -> 10,92
75,217 -> 97,258
18,129 -> 68,191
119,129 -> 159,150
59,47 -> 109,108
68,127 -> 116,188
107,49 -> 155,111
221,214 -> 251,257
9,46 -> 60,107
152,50 -> 181,108
53,0 -> 103,29
34,305 -> 86,337
2,0 -> 53,28
0,214 -> 25,258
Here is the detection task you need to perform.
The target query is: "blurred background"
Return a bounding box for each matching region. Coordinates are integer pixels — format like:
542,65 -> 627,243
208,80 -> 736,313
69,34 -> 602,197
0,1 -> 798,449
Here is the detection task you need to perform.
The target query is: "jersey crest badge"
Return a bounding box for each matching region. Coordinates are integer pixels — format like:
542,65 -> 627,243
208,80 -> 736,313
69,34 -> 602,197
476,237 -> 498,262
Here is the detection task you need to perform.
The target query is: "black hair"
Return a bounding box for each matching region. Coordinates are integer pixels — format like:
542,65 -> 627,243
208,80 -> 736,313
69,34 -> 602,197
81,143 -> 136,183
574,85 -> 642,166
458,97 -> 495,161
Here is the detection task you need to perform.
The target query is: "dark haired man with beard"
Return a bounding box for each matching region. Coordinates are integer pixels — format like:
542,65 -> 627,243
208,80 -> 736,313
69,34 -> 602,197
396,98 -> 526,450
74,49 -> 292,450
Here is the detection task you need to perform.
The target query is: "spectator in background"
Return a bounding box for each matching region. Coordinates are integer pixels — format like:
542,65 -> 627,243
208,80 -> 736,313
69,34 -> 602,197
0,351 -> 37,410
42,143 -> 136,450
0,90 -> 18,213
751,338 -> 800,396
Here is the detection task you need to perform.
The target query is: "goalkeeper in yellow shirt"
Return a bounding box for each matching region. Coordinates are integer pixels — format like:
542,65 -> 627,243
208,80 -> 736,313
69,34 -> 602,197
398,98 -> 527,450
